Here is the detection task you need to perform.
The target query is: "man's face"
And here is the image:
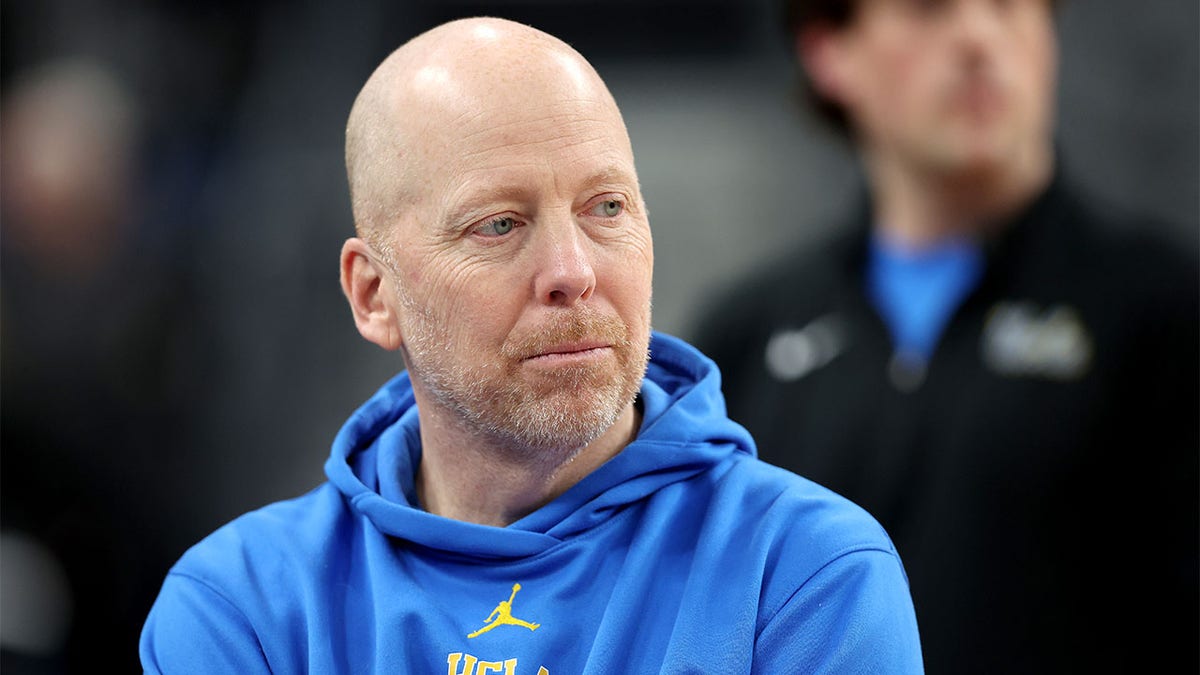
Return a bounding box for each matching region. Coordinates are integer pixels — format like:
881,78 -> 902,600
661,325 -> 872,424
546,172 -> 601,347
828,0 -> 1057,176
383,57 -> 653,453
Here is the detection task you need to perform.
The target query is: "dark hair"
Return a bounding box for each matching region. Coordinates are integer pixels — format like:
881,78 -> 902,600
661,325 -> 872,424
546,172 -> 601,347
782,0 -> 859,138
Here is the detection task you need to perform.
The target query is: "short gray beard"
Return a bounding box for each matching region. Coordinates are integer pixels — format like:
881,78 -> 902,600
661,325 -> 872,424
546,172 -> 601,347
398,290 -> 649,459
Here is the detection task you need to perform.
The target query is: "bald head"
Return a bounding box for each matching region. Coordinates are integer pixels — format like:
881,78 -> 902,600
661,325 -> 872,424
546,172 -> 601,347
345,17 -> 630,251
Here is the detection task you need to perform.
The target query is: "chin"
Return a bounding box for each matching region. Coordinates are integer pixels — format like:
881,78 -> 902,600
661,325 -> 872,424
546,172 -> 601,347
929,131 -> 1021,183
500,401 -> 622,454
489,377 -> 634,451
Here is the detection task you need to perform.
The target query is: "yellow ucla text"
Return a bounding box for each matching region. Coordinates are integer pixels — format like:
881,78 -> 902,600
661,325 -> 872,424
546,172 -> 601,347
446,653 -> 549,675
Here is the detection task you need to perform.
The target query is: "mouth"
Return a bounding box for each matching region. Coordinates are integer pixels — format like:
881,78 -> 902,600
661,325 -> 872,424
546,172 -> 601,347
950,78 -> 1005,118
524,341 -> 612,363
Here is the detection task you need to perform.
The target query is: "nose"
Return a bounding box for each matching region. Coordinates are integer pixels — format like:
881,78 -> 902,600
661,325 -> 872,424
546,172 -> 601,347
532,218 -> 596,307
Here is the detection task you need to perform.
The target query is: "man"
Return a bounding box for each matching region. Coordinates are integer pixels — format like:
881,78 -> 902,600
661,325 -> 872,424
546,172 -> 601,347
694,0 -> 1198,672
139,17 -> 923,672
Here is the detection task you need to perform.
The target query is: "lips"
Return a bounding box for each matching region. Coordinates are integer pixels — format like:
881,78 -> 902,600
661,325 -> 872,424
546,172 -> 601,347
525,341 -> 610,361
503,309 -> 629,364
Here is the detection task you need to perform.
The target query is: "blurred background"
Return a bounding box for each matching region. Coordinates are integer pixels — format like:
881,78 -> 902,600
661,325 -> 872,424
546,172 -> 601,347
1,0 -> 1196,671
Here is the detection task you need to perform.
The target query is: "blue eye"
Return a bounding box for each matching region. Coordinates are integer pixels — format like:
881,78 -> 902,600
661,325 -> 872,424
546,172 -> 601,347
592,199 -> 623,217
478,216 -> 516,236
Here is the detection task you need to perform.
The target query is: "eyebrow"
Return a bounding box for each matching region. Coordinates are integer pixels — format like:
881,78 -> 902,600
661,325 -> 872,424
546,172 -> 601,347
582,164 -> 638,188
442,183 -> 532,231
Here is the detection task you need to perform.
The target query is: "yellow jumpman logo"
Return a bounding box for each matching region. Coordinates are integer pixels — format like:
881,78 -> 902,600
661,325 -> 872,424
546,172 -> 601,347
467,583 -> 541,639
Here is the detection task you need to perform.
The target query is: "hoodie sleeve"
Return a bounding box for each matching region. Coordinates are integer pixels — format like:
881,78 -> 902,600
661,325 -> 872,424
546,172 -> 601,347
752,548 -> 924,674
140,571 -> 273,674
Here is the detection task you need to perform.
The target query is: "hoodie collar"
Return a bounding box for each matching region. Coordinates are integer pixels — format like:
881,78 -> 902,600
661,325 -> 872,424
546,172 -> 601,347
324,332 -> 752,560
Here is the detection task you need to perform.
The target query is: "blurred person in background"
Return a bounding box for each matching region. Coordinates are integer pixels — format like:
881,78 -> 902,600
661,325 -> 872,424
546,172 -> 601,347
0,59 -> 200,673
693,0 -> 1198,671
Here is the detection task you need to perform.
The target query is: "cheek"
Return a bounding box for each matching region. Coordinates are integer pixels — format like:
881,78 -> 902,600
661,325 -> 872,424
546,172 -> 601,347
400,252 -> 519,346
885,48 -> 942,113
1019,29 -> 1058,121
601,233 -> 654,326
851,37 -> 936,126
618,227 -> 653,281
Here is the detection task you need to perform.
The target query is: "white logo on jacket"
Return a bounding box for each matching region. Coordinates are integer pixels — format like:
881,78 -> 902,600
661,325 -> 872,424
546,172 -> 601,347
982,301 -> 1092,380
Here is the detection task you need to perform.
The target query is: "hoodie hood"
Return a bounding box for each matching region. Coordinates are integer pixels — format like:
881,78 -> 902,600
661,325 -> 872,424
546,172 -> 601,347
324,331 -> 754,560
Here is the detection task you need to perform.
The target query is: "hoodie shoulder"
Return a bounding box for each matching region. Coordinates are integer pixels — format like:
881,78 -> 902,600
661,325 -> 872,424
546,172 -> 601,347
716,455 -> 907,606
739,459 -> 924,672
724,456 -> 898,559
672,453 -> 921,669
149,484 -> 353,627
141,484 -> 353,672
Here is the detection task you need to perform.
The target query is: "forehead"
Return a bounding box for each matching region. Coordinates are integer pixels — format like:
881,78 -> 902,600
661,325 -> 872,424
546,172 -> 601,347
414,72 -> 636,207
449,103 -> 632,172
853,0 -> 1054,22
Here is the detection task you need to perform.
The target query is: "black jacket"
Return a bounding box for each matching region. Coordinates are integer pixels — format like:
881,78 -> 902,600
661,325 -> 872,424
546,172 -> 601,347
693,174 -> 1198,673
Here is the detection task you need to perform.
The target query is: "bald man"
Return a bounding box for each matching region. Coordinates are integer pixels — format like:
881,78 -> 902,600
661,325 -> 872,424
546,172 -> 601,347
139,18 -> 923,672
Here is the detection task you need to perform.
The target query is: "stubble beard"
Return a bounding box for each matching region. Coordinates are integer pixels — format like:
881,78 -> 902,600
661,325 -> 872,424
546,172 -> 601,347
399,295 -> 650,460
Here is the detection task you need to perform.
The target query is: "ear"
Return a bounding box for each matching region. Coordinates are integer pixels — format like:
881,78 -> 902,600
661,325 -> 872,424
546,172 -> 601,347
340,237 -> 403,351
796,23 -> 856,107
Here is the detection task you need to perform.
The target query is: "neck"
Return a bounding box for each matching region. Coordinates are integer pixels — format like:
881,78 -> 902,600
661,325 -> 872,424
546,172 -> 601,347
864,144 -> 1054,248
414,401 -> 640,527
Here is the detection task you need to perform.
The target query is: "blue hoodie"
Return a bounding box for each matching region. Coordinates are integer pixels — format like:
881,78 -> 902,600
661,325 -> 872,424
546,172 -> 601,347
141,333 -> 923,673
